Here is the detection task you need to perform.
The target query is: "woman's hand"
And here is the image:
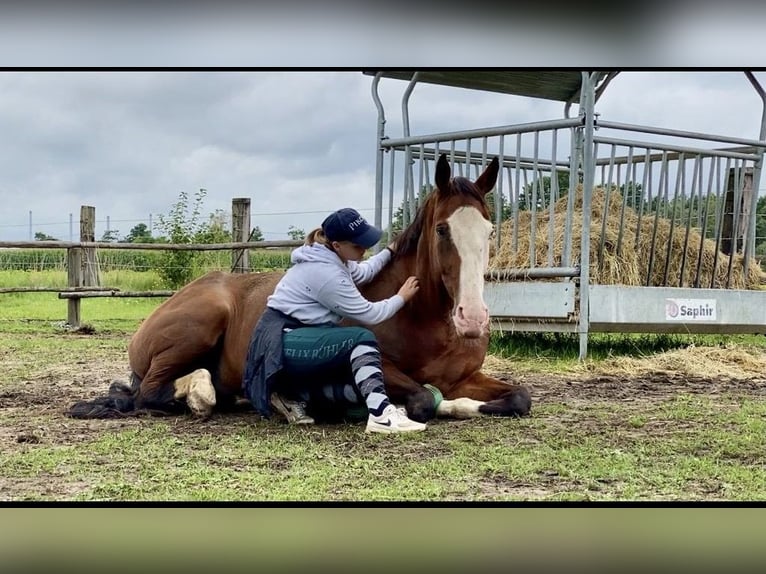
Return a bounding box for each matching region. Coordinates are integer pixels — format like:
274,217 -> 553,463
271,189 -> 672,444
397,276 -> 420,302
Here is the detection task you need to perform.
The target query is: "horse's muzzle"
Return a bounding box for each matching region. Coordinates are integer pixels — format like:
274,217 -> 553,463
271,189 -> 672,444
453,306 -> 490,338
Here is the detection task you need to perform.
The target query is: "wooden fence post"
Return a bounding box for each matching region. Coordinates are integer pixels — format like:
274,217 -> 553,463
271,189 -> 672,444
80,205 -> 101,285
721,167 -> 753,255
231,197 -> 251,273
66,247 -> 83,327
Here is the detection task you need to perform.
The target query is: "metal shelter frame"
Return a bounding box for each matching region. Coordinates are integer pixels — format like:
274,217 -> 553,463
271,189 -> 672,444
366,71 -> 766,358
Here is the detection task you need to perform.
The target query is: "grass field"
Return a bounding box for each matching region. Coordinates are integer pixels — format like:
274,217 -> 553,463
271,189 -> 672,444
2,271 -> 766,501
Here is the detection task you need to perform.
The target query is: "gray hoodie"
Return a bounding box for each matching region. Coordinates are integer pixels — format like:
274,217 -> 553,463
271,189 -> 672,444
266,243 -> 404,326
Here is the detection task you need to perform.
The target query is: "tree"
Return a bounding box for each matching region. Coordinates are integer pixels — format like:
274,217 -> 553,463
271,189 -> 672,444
195,209 -> 232,243
287,225 -> 305,241
122,223 -> 153,243
154,188 -> 208,288
100,229 -> 120,242
34,231 -> 58,241
250,226 -> 264,242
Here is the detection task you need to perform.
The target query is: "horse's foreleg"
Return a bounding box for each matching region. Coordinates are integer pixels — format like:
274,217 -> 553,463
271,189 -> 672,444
172,369 -> 217,419
381,359 -> 438,423
442,371 -> 531,418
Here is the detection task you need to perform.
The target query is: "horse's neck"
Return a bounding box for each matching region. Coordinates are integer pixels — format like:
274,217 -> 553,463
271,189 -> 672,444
374,246 -> 452,316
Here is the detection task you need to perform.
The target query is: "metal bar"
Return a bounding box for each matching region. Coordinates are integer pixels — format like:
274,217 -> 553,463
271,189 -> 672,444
661,159 -> 670,219
563,122 -> 581,268
495,135 -> 505,252
529,132 -> 539,268
485,267 -> 580,280
597,120 -> 766,149
744,71 -> 766,275
418,144 -> 425,209
593,136 -> 759,161
646,152 -> 669,286
597,144 -> 616,276
725,160 -> 744,287
711,157 -> 731,288
424,154 -> 432,195
371,72 -> 386,247
401,74 -> 418,228
386,146 -> 571,170
593,147 -> 759,166
695,157 -> 717,288
465,138 -> 472,178
635,153 -> 651,249
513,135 -> 521,253
381,117 -> 584,148
616,146 -> 634,256
680,155 -> 701,287
663,153 -> 685,286
522,169 -> 530,211
578,72 -> 596,360
547,130 -> 558,267
388,151 -> 396,235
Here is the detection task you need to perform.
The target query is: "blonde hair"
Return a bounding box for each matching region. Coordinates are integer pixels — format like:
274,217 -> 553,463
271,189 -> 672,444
305,227 -> 332,247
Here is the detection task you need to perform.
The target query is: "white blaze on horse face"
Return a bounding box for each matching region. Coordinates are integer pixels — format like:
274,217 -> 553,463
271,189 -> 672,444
447,206 -> 493,338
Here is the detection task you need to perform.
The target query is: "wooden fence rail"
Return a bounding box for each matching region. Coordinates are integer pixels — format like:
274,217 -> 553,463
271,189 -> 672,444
58,291 -> 175,298
0,200 -> 303,329
0,240 -> 302,250
0,286 -> 118,294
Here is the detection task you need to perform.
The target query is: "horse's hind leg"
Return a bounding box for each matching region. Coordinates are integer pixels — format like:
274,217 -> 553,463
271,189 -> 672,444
134,341 -> 220,417
172,369 -> 217,419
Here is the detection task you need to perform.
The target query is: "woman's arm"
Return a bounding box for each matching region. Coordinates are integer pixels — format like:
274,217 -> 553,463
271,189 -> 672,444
315,274 -> 404,325
347,247 -> 393,286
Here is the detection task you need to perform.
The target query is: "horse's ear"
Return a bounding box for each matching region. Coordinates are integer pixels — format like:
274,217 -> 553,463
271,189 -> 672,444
474,157 -> 499,196
435,154 -> 451,193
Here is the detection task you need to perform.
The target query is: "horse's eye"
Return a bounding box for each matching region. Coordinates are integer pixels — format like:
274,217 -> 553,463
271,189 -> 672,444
436,224 -> 448,238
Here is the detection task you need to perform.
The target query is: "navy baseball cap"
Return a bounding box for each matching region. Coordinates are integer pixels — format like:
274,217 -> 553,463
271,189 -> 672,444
322,208 -> 382,248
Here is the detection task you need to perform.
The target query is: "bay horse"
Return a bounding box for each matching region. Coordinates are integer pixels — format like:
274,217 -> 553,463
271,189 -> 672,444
68,154 -> 531,422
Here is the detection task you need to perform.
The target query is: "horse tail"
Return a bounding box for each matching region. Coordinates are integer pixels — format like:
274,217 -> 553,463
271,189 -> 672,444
67,375 -> 142,418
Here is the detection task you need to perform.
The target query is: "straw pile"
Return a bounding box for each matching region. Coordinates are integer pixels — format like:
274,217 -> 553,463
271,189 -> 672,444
489,186 -> 764,289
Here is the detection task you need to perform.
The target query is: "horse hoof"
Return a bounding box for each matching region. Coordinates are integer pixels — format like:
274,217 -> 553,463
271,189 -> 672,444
405,391 -> 437,423
478,386 -> 531,417
187,374 -> 216,418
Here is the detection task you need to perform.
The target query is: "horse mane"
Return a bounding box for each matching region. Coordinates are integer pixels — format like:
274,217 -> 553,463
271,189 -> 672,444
392,177 -> 488,260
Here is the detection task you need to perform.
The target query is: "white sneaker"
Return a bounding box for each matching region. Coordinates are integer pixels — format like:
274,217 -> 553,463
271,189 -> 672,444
365,404 -> 426,434
270,392 -> 315,425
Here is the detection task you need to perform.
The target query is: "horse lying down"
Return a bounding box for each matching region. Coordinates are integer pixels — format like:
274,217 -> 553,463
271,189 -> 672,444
68,155 -> 531,423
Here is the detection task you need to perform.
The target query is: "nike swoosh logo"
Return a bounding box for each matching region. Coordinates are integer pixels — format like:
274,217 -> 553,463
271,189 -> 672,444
376,419 -> 392,427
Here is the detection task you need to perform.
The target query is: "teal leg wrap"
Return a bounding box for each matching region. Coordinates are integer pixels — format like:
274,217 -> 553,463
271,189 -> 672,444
423,384 -> 443,410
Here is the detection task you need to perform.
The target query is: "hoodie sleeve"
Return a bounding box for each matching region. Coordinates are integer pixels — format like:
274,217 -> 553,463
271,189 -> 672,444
315,271 -> 404,325
346,248 -> 392,286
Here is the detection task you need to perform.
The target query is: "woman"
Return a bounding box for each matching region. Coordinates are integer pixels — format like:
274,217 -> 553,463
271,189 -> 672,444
242,207 -> 424,433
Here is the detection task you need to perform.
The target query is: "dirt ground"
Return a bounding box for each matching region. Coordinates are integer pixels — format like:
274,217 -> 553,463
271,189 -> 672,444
2,348 -> 766,500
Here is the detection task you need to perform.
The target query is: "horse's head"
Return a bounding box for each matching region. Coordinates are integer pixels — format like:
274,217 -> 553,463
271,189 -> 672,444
396,153 -> 498,338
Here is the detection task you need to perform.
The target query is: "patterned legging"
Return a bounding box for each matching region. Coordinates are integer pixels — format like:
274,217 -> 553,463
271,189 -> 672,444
280,325 -> 392,415
349,343 -> 390,416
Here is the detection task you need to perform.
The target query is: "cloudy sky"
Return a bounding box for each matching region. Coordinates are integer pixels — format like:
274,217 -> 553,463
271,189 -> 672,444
2,5 -> 766,242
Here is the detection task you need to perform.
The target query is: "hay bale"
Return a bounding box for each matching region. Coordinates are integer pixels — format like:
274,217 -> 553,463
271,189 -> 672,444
489,186 -> 763,289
